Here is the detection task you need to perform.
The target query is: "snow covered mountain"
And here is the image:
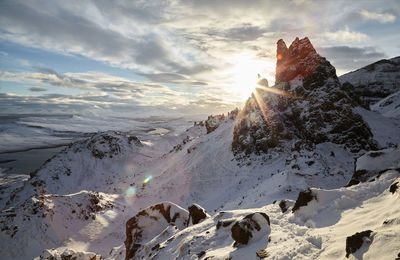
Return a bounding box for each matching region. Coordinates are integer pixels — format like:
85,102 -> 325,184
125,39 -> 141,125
1,38 -> 400,260
339,56 -> 400,106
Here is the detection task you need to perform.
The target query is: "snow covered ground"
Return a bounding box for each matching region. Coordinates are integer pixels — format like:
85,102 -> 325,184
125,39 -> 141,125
1,106 -> 399,260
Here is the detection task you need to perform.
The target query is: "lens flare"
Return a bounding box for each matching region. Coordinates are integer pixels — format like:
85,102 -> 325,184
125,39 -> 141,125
125,186 -> 136,198
143,175 -> 153,184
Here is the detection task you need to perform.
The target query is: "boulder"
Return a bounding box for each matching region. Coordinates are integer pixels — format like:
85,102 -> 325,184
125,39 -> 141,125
231,212 -> 270,246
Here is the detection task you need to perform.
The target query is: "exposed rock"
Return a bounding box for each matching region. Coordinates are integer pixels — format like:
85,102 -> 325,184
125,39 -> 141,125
34,247 -> 103,260
216,220 -> 234,230
276,37 -> 320,84
340,56 -> 400,106
86,131 -> 142,159
279,200 -> 288,213
256,249 -> 269,258
292,189 -> 316,213
345,230 -> 373,258
205,114 -> 224,133
233,37 -> 377,155
231,212 -> 270,245
124,202 -> 189,260
390,182 -> 399,194
188,203 -> 208,225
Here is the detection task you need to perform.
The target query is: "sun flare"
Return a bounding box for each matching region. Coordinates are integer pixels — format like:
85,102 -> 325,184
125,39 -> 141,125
224,54 -> 275,101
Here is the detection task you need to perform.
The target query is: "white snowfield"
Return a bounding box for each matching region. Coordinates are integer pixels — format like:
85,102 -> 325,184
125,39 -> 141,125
0,106 -> 399,260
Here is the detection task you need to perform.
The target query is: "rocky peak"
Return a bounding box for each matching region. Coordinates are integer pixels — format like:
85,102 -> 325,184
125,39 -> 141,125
232,37 -> 377,155
275,37 -> 321,84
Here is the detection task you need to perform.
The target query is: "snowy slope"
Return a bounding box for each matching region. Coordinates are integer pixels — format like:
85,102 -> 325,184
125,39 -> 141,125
339,56 -> 400,105
371,90 -> 400,119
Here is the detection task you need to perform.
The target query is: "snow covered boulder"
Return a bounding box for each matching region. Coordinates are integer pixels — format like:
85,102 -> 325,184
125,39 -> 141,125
124,202 -> 189,260
231,212 -> 271,246
34,247 -> 103,260
292,189 -> 317,213
345,230 -> 373,258
347,147 -> 400,187
188,203 -> 209,225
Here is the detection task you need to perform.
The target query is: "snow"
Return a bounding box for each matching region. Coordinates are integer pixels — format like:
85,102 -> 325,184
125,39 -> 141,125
371,90 -> 400,119
1,111 -> 398,260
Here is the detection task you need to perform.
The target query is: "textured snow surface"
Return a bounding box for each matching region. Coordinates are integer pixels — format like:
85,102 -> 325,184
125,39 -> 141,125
0,112 -> 399,260
339,56 -> 400,105
371,90 -> 400,119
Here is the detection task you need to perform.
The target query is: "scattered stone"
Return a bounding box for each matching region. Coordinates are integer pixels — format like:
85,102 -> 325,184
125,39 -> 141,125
197,251 -> 206,258
216,220 -> 234,229
256,249 -> 269,258
390,182 -> 398,194
279,200 -> 287,213
345,230 -> 373,258
292,189 -> 316,213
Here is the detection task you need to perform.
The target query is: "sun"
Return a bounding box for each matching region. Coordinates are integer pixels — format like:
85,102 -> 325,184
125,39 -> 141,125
224,54 -> 275,101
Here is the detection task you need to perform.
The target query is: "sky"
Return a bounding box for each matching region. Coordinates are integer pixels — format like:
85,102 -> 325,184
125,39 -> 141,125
0,0 -> 399,116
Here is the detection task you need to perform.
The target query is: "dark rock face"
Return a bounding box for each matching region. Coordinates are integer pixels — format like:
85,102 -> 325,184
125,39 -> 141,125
345,230 -> 373,258
232,37 -> 377,155
390,182 -> 399,194
292,189 -> 316,213
231,212 -> 270,245
188,204 -> 208,225
279,200 -> 288,213
339,56 -> 400,106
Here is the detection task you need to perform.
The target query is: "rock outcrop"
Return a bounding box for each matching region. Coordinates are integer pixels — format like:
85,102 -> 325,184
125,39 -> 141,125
233,37 -> 377,155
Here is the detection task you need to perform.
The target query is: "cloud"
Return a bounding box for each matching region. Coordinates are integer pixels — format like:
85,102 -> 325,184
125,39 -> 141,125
319,45 -> 386,74
0,0 -> 399,116
360,9 -> 396,23
0,0 -> 212,78
323,27 -> 369,43
29,86 -> 48,92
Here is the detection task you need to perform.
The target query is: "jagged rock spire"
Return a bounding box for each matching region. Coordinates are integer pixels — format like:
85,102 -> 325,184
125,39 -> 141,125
232,37 -> 377,155
275,37 -> 320,84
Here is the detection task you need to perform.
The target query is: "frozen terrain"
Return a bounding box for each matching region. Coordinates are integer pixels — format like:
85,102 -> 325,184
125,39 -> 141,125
1,38 -> 399,260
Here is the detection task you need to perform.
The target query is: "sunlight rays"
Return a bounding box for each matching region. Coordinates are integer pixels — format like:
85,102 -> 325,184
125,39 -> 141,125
223,54 -> 275,101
